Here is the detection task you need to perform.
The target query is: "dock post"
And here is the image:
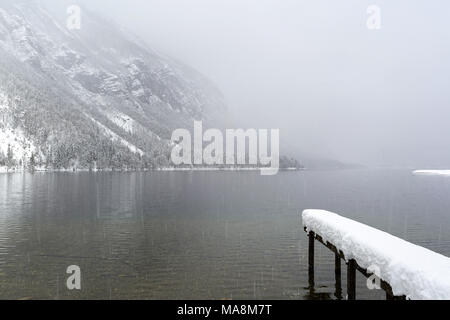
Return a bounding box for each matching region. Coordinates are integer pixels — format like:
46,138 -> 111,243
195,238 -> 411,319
334,252 -> 342,299
347,259 -> 356,300
308,231 -> 315,288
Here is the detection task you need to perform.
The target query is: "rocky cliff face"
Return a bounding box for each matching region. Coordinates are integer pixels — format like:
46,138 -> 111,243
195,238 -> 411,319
0,1 -> 226,169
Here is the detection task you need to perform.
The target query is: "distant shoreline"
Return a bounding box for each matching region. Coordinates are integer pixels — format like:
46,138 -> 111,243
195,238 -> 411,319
0,166 -> 303,174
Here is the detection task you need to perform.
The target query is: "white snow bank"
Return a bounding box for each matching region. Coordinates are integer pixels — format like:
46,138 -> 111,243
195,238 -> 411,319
413,170 -> 450,176
302,209 -> 450,300
0,127 -> 36,162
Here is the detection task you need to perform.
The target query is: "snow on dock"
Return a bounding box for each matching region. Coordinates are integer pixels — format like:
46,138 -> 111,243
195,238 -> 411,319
413,170 -> 450,176
302,209 -> 450,300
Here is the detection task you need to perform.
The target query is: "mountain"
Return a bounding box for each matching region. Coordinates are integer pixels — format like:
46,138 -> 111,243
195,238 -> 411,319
0,0 -> 226,170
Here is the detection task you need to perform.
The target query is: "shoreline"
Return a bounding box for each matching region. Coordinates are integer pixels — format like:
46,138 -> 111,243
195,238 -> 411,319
0,166 -> 303,174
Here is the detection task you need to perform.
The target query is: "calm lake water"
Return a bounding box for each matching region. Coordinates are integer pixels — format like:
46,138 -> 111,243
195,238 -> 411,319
0,169 -> 449,300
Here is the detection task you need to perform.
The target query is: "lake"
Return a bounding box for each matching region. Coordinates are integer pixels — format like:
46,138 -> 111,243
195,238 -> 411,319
0,169 -> 449,299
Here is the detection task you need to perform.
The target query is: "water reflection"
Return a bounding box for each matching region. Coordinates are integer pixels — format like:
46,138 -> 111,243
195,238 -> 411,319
0,170 -> 448,299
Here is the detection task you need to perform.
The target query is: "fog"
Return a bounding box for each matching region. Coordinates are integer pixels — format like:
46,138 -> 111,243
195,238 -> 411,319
67,1 -> 450,166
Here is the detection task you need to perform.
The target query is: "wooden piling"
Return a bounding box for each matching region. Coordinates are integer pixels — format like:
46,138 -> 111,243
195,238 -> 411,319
347,259 -> 356,300
335,252 -> 342,299
308,231 -> 315,287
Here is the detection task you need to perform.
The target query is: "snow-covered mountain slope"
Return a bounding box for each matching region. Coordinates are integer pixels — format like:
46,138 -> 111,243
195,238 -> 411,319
0,1 -> 226,169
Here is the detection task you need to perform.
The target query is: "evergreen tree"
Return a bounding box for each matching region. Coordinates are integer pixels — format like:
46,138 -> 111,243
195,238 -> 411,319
0,151 -> 6,166
6,144 -> 14,168
29,152 -> 36,170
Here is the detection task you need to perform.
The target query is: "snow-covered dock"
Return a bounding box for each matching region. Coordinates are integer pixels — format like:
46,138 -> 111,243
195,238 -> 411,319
413,170 -> 450,176
302,209 -> 450,300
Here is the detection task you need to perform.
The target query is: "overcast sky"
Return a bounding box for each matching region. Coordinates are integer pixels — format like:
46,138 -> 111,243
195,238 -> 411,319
70,0 -> 450,167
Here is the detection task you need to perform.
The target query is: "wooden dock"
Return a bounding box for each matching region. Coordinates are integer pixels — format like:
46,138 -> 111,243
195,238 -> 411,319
305,227 -> 406,300
303,209 -> 450,300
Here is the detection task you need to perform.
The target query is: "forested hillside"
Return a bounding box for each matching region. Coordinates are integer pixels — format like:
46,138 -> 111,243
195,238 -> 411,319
0,1 -> 226,170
